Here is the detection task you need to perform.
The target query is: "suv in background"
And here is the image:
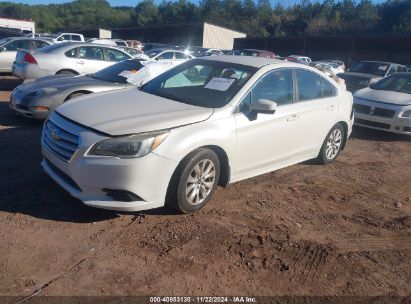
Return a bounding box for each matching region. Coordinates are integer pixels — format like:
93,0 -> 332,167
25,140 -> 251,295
337,61 -> 407,92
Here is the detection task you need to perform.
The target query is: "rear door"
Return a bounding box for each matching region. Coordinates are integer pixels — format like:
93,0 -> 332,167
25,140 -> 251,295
292,68 -> 339,153
76,46 -> 111,74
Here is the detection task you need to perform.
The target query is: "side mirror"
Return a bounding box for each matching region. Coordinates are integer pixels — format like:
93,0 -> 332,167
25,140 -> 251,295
250,99 -> 277,114
0,47 -> 5,52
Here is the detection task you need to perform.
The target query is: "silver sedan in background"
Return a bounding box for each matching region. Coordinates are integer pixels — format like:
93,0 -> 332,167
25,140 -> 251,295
10,59 -> 145,119
12,42 -> 133,80
0,37 -> 51,72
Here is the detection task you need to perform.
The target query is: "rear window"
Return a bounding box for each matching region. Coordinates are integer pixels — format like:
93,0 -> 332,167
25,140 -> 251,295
71,35 -> 82,41
38,43 -> 69,53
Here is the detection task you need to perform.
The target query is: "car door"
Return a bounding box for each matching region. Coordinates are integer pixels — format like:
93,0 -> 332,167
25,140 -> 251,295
76,46 -> 111,74
234,68 -> 303,177
292,68 -> 339,153
0,40 -> 30,72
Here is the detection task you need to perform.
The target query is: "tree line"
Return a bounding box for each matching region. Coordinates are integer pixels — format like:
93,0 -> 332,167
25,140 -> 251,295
1,0 -> 410,38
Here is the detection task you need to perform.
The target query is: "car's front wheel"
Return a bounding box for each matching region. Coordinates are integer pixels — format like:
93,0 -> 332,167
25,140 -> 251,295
172,148 -> 220,213
317,123 -> 345,164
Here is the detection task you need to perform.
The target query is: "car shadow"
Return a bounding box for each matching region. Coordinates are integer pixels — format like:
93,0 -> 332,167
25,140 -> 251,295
351,125 -> 411,142
0,74 -> 22,91
0,100 -> 119,223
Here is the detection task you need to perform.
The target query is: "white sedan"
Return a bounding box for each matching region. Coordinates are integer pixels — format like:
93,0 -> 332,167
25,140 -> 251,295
41,56 -> 353,213
145,48 -> 194,64
353,72 -> 411,135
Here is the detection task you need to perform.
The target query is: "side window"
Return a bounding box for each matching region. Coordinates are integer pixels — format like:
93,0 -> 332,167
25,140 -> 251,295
397,66 -> 407,73
63,34 -> 71,41
3,40 -> 25,51
238,91 -> 252,112
157,51 -> 174,60
321,77 -> 337,97
106,48 -> 129,62
78,47 -> 104,60
251,69 -> 293,106
71,35 -> 81,41
34,40 -> 49,49
387,66 -> 397,75
57,36 -> 65,42
296,69 -> 323,101
175,52 -> 188,59
65,48 -> 77,58
22,40 -> 35,50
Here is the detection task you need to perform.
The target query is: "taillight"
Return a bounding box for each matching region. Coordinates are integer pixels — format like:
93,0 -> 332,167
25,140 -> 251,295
23,53 -> 37,64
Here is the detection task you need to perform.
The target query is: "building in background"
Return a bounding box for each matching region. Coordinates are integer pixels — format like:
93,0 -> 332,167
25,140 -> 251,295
0,17 -> 35,34
78,22 -> 246,50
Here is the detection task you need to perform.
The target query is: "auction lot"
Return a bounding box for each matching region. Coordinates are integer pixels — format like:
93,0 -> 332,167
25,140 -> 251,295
0,76 -> 410,298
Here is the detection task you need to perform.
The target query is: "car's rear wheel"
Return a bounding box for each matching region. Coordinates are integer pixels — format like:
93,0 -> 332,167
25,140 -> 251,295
317,123 -> 344,164
172,148 -> 220,213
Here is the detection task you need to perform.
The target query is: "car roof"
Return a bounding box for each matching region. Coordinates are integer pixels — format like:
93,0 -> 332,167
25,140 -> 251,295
53,42 -> 125,48
199,55 -> 284,68
360,60 -> 403,66
244,49 -> 272,53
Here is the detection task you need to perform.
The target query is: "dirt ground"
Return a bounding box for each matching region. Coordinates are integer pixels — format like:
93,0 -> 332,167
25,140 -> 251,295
0,76 -> 410,301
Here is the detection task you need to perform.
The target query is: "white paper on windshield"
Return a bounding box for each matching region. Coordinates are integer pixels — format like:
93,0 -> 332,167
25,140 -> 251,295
378,65 -> 388,71
118,70 -> 136,78
204,77 -> 235,91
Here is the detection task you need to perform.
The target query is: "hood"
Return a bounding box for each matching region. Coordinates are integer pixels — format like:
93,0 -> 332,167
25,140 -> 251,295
354,87 -> 411,106
56,88 -> 214,135
337,72 -> 382,81
16,75 -> 109,93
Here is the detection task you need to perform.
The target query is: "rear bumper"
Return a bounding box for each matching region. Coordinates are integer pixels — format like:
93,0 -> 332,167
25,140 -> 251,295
12,62 -> 51,80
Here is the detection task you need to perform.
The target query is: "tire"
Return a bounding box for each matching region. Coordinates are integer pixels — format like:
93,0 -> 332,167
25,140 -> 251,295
65,92 -> 85,101
316,123 -> 345,164
57,70 -> 77,75
171,148 -> 220,214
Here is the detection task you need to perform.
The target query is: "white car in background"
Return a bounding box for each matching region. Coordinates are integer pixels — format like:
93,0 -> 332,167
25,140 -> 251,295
353,72 -> 411,135
41,56 -> 353,213
315,62 -> 345,75
0,37 -> 51,72
48,33 -> 85,43
145,48 -> 194,64
12,42 -> 133,80
286,55 -> 312,65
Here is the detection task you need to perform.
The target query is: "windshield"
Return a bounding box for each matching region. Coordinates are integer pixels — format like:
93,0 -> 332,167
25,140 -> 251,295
91,59 -> 144,84
141,59 -> 257,108
370,74 -> 411,94
145,49 -> 163,58
350,62 -> 389,76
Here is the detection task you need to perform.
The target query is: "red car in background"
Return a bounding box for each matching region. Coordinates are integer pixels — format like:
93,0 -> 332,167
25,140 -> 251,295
239,49 -> 276,58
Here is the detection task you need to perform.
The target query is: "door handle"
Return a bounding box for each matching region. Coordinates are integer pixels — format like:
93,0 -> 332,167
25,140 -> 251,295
286,114 -> 299,122
327,105 -> 335,111
76,60 -> 85,65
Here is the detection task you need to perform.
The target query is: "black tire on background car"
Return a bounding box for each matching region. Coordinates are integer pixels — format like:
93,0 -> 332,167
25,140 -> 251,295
316,123 -> 345,164
170,148 -> 220,214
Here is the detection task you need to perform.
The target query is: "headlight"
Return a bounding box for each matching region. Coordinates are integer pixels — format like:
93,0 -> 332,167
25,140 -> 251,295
402,110 -> 411,117
89,131 -> 168,158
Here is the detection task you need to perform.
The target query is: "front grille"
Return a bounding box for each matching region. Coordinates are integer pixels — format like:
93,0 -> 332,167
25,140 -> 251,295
15,104 -> 29,111
373,107 -> 396,118
355,118 -> 390,129
353,103 -> 371,114
42,119 -> 79,162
